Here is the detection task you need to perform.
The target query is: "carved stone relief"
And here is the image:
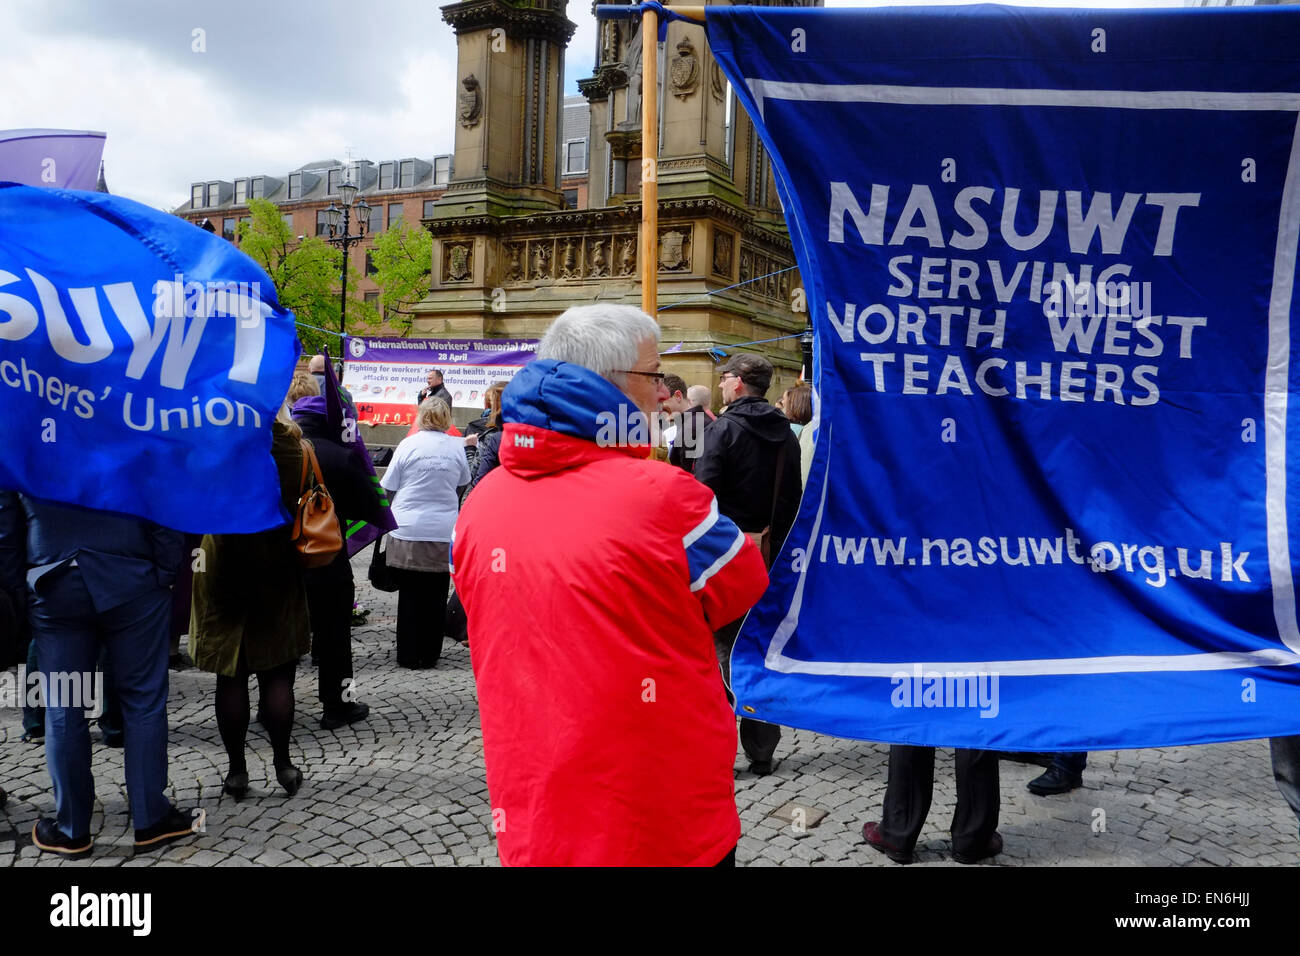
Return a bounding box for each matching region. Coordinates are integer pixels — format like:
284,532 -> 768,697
588,237 -> 607,277
658,227 -> 691,272
531,241 -> 552,280
669,38 -> 698,100
712,231 -> 733,278
504,242 -> 524,282
618,236 -> 637,276
444,242 -> 472,282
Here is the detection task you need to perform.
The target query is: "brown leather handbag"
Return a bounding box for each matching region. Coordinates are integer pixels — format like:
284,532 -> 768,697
292,439 -> 343,568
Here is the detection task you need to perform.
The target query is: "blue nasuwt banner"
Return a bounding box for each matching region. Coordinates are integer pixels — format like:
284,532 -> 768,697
0,183 -> 301,533
706,4 -> 1300,750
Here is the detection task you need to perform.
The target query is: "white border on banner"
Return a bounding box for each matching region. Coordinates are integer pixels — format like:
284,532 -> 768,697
751,82 -> 1300,677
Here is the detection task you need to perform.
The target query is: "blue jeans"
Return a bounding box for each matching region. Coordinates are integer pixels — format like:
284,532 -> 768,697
22,636 -> 42,736
32,572 -> 172,837
1270,736 -> 1300,833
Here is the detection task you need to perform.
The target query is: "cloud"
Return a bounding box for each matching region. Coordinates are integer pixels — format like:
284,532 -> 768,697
0,0 -> 461,210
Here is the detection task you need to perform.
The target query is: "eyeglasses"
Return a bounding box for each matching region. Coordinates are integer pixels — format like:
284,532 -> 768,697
720,372 -> 740,382
617,369 -> 666,385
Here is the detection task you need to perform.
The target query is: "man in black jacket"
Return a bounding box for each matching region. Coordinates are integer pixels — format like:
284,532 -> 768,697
694,353 -> 801,775
292,396 -> 384,729
417,368 -> 453,407
662,374 -> 710,475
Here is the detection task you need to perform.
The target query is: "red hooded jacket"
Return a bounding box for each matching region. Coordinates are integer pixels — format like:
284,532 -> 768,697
452,359 -> 768,866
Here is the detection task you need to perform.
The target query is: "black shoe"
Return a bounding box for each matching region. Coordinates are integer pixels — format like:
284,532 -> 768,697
276,764 -> 303,797
101,731 -> 124,748
953,831 -> 1003,864
320,702 -> 369,731
20,729 -> 44,745
748,759 -> 776,776
862,821 -> 912,864
223,771 -> 249,801
134,805 -> 196,852
1027,765 -> 1083,796
32,818 -> 93,859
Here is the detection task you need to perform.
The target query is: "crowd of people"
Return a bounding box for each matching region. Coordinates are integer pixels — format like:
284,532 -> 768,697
4,302 -> 1300,865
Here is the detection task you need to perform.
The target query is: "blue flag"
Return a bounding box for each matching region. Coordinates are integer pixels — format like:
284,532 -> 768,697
707,4 -> 1300,750
0,183 -> 301,533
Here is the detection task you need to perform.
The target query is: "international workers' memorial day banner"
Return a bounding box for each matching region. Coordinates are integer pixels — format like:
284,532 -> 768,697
0,183 -> 301,533
708,4 -> 1300,750
344,335 -> 539,425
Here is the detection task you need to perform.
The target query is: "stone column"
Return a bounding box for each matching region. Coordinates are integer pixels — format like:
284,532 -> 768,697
434,0 -> 577,219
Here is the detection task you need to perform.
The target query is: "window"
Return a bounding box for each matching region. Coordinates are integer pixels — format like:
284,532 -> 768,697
379,162 -> 395,190
205,182 -> 221,206
288,173 -> 302,200
368,204 -> 382,234
388,203 -> 403,228
240,216 -> 252,228
191,184 -> 204,208
327,168 -> 341,195
234,179 -> 247,205
434,156 -> 451,185
564,140 -> 586,174
365,252 -> 378,276
563,189 -> 578,210
364,291 -> 380,318
222,217 -> 236,241
399,159 -> 415,188
423,200 -> 435,218
282,213 -> 293,232
316,209 -> 330,237
251,177 -> 265,200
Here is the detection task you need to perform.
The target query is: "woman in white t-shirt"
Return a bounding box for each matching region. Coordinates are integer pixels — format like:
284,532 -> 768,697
380,398 -> 471,668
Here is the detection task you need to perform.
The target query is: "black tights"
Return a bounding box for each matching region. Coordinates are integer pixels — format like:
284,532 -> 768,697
215,656 -> 297,774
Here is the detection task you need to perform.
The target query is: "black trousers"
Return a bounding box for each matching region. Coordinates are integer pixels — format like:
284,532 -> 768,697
713,620 -> 780,765
880,745 -> 1000,857
305,552 -> 355,712
393,567 -> 450,668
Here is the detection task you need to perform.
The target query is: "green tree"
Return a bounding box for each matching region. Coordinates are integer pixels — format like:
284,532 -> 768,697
366,219 -> 434,333
236,197 -> 366,357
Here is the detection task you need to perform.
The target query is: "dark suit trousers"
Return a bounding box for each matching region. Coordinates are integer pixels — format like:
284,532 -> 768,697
713,620 -> 780,765
305,552 -> 355,711
880,745 -> 1000,857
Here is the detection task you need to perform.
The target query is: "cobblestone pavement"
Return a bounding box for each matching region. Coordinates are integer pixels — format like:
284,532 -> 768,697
3,555 -> 1299,867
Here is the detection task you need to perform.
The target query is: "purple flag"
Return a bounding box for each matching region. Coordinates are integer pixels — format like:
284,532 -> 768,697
320,347 -> 397,555
0,129 -> 106,190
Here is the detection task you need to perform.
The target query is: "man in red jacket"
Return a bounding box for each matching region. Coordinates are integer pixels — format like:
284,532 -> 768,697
452,304 -> 769,866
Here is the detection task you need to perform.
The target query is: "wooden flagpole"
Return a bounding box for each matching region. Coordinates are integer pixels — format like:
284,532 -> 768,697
640,4 -> 660,317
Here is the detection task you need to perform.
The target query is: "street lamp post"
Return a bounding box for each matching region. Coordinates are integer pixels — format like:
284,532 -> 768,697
800,318 -> 814,383
323,176 -> 371,337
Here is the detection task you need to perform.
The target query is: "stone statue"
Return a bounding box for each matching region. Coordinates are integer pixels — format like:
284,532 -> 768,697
458,74 -> 482,129
623,21 -> 643,127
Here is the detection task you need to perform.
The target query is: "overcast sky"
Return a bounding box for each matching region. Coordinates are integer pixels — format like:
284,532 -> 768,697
1,0 -> 1183,212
